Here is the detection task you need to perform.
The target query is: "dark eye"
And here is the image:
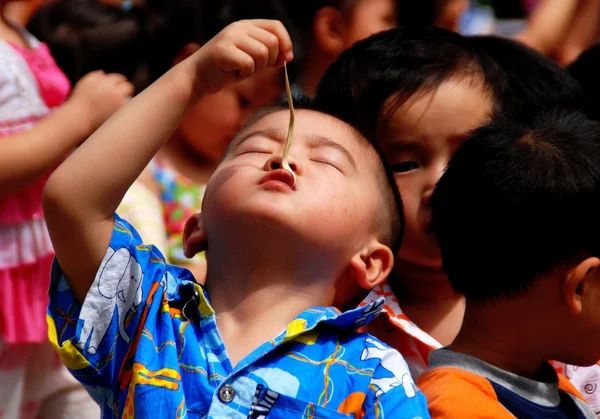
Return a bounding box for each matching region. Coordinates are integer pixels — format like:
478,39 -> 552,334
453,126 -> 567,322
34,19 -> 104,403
391,161 -> 419,173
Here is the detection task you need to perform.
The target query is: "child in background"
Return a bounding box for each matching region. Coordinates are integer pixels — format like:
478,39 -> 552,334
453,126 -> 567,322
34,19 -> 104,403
0,0 -> 133,417
116,0 -> 299,279
27,0 -> 151,93
280,0 -> 402,96
43,19 -> 430,418
315,24 -> 588,379
419,110 -> 600,418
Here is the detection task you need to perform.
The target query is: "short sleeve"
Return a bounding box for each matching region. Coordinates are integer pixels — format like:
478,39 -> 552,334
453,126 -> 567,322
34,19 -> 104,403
361,338 -> 431,419
47,214 -> 187,394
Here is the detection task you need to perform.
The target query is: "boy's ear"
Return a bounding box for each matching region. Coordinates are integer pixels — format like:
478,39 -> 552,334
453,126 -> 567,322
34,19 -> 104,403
313,7 -> 348,56
563,257 -> 600,314
173,42 -> 202,66
347,240 -> 394,291
183,212 -> 207,258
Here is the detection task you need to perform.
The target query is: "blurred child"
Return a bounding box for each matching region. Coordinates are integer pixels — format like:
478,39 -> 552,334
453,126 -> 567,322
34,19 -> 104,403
315,25 -> 587,377
116,0 -> 299,280
280,0 -> 403,95
419,110 -> 600,418
0,0 -> 133,417
43,19 -> 430,418
27,0 -> 151,93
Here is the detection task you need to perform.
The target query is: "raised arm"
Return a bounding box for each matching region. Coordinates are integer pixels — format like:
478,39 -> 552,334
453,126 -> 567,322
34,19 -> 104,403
514,0 -> 579,56
43,19 -> 293,301
554,0 -> 600,66
0,71 -> 132,197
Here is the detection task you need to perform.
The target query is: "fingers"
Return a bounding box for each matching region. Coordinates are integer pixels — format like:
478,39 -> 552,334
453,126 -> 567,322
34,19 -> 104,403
246,26 -> 280,68
243,19 -> 294,65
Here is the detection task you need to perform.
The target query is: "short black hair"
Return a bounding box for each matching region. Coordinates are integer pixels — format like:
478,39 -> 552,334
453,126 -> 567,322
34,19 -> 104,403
227,94 -> 404,255
432,110 -> 600,302
315,27 -> 588,140
27,0 -> 151,92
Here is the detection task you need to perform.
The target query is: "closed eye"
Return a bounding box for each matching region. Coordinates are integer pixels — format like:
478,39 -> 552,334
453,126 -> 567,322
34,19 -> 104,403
391,161 -> 420,173
238,149 -> 272,156
311,159 -> 342,172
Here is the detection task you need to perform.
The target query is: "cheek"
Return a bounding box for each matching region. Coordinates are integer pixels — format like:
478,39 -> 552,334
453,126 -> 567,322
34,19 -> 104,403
395,177 -> 419,216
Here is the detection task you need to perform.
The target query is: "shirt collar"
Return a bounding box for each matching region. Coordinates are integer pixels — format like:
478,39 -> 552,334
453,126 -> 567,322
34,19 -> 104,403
170,280 -> 386,338
361,282 -> 442,350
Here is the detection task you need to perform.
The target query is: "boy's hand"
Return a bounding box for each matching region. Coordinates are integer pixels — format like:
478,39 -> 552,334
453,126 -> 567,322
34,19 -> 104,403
68,71 -> 135,134
192,19 -> 293,95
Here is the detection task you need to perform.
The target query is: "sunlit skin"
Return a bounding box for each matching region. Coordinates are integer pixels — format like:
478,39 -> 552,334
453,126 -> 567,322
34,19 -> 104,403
375,78 -> 493,345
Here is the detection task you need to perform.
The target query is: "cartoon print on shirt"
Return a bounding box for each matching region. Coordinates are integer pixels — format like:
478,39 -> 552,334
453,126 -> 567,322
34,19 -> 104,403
354,299 -> 384,328
361,337 -> 417,399
76,247 -> 143,354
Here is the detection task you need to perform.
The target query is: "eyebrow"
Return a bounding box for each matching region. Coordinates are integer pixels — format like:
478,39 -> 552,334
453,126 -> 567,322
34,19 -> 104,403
233,128 -> 358,170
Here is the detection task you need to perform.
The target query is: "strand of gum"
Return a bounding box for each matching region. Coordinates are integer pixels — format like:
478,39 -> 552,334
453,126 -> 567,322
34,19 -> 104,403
281,63 -> 297,187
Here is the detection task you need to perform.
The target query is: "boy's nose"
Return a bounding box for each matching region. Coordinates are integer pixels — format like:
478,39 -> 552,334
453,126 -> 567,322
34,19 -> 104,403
265,154 -> 298,174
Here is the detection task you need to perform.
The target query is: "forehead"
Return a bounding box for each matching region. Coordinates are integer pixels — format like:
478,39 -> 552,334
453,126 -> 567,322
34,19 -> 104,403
379,78 -> 493,145
238,109 -> 368,152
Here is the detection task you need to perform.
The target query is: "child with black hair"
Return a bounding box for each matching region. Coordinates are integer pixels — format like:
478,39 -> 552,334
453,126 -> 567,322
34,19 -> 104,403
26,0 -> 151,93
43,19 -> 430,419
116,0 -> 301,280
418,110 -> 600,418
315,24 -> 594,401
279,0 -> 404,96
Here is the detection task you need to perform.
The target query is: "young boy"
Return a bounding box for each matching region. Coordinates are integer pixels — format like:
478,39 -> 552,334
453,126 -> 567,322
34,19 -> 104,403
314,26 -> 587,377
42,20 -> 430,418
417,110 -> 600,418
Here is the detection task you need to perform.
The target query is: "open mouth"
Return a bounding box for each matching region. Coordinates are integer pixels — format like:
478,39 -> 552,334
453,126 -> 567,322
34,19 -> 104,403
259,169 -> 296,190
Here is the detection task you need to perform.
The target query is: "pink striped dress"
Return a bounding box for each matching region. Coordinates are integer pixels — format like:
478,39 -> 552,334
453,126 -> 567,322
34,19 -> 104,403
0,26 -> 71,344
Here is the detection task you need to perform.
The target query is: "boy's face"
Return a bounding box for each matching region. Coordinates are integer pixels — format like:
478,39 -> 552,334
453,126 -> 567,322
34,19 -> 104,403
377,79 -> 493,269
344,0 -> 398,47
202,109 -> 383,255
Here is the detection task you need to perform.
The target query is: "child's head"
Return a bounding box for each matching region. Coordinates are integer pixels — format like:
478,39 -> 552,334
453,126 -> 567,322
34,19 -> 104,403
149,0 -> 300,162
281,0 -> 401,95
316,26 -> 587,273
432,110 -> 600,365
184,98 -> 403,306
27,0 -> 150,92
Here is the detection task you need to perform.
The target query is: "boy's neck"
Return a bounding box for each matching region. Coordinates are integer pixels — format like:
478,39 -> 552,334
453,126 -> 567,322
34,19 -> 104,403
389,261 -> 464,346
450,300 -> 553,381
204,239 -> 337,367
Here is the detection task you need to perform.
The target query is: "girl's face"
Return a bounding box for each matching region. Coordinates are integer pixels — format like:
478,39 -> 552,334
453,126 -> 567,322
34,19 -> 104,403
344,0 -> 398,47
177,67 -> 283,162
377,78 -> 493,269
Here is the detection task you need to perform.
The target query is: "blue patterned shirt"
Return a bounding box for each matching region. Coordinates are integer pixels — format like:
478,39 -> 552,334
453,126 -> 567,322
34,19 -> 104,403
48,215 -> 430,419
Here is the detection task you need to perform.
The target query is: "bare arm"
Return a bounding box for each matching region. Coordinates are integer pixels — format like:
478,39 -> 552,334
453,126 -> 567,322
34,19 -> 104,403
514,0 -> 579,55
43,19 -> 293,301
0,71 -> 133,197
554,0 -> 600,66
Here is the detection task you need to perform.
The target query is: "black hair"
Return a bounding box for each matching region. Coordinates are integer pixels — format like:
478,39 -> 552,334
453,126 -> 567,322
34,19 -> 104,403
145,0 -> 302,83
432,110 -> 600,302
228,94 -> 404,255
27,0 -> 151,92
568,43 -> 600,120
315,26 -> 588,140
316,26 -> 484,140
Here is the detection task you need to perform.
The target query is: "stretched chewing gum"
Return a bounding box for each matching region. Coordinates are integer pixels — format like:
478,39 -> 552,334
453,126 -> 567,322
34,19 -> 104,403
281,63 -> 297,187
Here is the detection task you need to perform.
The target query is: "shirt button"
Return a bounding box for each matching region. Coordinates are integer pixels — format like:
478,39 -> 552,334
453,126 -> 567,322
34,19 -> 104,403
218,384 -> 235,403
